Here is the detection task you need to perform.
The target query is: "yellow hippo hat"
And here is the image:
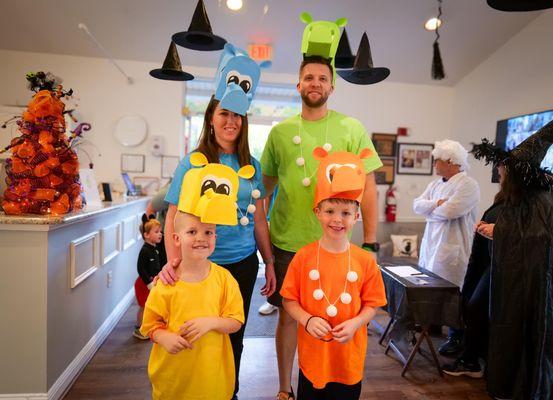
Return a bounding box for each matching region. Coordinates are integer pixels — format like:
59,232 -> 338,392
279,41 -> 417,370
178,152 -> 255,225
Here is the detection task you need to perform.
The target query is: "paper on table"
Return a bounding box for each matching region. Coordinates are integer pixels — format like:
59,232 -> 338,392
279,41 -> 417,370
386,265 -> 421,277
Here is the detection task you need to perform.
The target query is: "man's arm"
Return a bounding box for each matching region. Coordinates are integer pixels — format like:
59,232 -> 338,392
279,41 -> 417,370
430,180 -> 480,220
262,174 -> 278,198
360,172 -> 377,243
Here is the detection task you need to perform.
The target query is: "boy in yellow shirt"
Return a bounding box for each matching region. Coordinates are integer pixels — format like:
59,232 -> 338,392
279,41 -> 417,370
280,148 -> 387,399
140,155 -> 246,399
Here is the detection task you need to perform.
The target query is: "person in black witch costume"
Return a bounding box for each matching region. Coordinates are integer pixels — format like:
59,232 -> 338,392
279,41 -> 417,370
470,121 -> 553,400
442,163 -> 506,378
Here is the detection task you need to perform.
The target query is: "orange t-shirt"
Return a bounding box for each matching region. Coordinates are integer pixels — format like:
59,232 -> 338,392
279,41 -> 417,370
280,241 -> 387,388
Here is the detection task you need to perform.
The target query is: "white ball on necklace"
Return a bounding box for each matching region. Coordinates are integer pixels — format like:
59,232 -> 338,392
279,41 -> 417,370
347,271 -> 358,282
302,177 -> 311,187
340,292 -> 352,304
240,216 -> 249,226
247,204 -> 256,213
309,269 -> 320,280
326,305 -> 338,317
313,289 -> 324,300
323,143 -> 332,152
296,157 -> 305,166
292,135 -> 302,145
251,189 -> 261,199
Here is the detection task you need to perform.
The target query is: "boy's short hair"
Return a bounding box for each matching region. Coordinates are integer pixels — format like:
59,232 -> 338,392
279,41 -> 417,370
173,210 -> 192,234
316,198 -> 360,209
299,56 -> 334,81
140,217 -> 161,238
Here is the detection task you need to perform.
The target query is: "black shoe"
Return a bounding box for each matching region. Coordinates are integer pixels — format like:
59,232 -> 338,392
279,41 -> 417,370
443,358 -> 483,378
438,336 -> 463,356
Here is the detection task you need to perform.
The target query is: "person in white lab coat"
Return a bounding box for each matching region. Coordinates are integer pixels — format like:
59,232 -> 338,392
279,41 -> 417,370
413,139 -> 480,355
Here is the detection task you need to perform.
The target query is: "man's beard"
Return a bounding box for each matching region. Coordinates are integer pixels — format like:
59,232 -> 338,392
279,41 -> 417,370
301,91 -> 329,108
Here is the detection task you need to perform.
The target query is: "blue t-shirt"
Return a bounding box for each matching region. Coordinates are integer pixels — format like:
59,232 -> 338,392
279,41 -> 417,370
165,152 -> 266,265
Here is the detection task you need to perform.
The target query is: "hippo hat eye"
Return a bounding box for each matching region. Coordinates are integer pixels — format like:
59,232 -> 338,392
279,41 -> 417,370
201,179 -> 217,196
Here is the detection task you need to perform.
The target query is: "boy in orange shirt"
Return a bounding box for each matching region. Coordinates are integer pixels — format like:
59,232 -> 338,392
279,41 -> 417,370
280,148 -> 387,399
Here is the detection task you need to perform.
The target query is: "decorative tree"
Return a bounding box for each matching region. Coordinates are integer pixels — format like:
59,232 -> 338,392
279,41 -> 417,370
2,72 -> 90,215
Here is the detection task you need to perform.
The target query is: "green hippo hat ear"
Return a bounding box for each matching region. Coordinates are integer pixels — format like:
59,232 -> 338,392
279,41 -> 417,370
300,12 -> 348,84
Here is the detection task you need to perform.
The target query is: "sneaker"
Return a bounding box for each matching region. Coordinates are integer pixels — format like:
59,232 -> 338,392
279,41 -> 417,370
443,358 -> 484,378
438,336 -> 463,356
259,301 -> 278,315
276,390 -> 295,400
133,327 -> 149,340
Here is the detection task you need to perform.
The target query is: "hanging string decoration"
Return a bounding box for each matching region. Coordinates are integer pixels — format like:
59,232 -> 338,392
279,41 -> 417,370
1,72 -> 91,215
431,0 -> 446,80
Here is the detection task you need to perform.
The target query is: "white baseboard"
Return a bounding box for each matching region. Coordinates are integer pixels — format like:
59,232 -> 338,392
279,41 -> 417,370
0,395 -> 47,400
47,288 -> 135,400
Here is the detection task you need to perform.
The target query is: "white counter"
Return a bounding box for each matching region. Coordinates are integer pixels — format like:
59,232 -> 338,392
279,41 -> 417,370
0,197 -> 150,399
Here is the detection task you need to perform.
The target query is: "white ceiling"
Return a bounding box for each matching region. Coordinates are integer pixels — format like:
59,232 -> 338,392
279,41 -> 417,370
0,0 -> 542,86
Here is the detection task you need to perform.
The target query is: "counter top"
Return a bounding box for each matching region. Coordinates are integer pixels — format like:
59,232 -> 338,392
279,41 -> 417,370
0,196 -> 150,226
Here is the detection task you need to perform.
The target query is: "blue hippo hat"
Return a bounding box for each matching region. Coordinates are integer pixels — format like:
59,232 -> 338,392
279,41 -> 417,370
300,12 -> 347,84
213,43 -> 271,116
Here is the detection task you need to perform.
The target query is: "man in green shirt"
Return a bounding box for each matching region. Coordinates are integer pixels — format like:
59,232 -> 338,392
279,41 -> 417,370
260,56 -> 382,400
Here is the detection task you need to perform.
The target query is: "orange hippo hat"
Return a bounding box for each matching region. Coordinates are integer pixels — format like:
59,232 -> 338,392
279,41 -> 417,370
312,147 -> 373,208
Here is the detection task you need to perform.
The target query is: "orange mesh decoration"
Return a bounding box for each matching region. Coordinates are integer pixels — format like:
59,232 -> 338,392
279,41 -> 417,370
1,72 -> 87,215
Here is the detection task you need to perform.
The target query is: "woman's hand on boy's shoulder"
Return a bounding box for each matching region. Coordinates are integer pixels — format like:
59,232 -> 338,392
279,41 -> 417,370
154,330 -> 192,354
156,258 -> 181,285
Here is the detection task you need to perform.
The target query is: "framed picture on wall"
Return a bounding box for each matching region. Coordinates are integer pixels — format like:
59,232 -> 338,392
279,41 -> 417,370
375,158 -> 395,185
397,143 -> 434,175
161,155 -> 180,178
371,133 -> 397,157
121,154 -> 145,173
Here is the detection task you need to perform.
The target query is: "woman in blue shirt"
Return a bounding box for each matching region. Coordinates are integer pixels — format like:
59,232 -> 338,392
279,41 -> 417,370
162,96 -> 276,399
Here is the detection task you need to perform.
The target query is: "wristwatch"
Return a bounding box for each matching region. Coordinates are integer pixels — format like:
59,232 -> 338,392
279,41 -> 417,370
362,242 -> 380,253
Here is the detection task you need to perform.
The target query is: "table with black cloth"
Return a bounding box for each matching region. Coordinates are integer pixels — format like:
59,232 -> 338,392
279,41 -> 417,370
376,262 -> 462,377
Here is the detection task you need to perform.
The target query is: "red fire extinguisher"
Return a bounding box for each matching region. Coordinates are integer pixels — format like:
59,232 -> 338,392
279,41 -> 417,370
385,185 -> 397,222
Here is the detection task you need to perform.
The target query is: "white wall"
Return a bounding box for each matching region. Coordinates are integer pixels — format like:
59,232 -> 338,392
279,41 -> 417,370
0,49 -> 455,221
451,10 -> 553,209
0,49 -> 183,194
331,81 -> 454,221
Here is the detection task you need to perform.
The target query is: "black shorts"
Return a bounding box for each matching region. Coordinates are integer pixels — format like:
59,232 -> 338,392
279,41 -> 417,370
297,369 -> 362,400
267,245 -> 296,307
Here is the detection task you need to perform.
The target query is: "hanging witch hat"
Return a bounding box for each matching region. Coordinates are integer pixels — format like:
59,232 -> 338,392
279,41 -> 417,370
337,32 -> 390,85
172,0 -> 227,51
471,120 -> 553,189
335,28 -> 355,69
431,0 -> 445,80
487,0 -> 553,11
150,42 -> 194,81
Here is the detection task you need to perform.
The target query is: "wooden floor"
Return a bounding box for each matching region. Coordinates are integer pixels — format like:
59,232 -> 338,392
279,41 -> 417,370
64,303 -> 490,399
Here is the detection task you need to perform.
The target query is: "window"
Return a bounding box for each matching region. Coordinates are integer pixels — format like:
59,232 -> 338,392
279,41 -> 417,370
182,80 -> 300,160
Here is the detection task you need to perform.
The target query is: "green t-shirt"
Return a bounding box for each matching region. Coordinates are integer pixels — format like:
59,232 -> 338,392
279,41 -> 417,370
261,110 -> 383,252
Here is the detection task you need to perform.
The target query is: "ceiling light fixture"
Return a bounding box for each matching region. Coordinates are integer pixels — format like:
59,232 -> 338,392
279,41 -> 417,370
226,0 -> 243,11
424,17 -> 442,31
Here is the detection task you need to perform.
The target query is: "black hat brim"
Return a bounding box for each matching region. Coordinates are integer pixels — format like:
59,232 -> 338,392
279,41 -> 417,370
172,31 -> 226,51
337,67 -> 390,85
149,69 -> 194,81
487,0 -> 553,11
335,56 -> 356,69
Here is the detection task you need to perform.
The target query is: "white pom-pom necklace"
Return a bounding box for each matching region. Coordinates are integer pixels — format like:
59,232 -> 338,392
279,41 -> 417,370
309,240 -> 357,317
236,181 -> 260,226
293,113 -> 332,188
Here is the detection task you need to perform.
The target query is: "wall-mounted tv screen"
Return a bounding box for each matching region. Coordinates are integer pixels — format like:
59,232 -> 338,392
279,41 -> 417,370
492,109 -> 553,182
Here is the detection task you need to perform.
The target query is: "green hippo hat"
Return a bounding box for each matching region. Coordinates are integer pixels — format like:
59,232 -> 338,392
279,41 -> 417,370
300,12 -> 347,84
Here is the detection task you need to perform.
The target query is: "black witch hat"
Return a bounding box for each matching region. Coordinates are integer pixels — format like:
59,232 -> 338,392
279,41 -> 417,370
172,0 -> 227,51
150,42 -> 194,81
471,120 -> 553,189
335,28 -> 355,69
337,32 -> 390,85
487,0 -> 553,12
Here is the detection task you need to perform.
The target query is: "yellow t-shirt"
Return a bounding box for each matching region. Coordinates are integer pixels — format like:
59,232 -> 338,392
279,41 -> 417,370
140,263 -> 244,400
